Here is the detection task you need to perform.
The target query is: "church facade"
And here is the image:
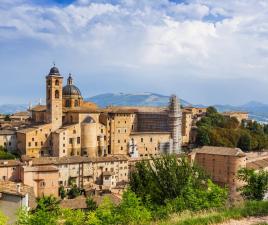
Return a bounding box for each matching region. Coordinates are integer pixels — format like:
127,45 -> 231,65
17,66 -> 182,158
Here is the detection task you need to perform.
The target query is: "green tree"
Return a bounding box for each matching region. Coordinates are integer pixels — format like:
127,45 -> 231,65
196,127 -> 210,146
35,195 -> 60,212
116,189 -> 151,225
238,168 -> 268,200
67,184 -> 81,199
59,186 -> 67,199
237,132 -> 252,151
0,211 -> 7,225
86,196 -> 97,211
130,155 -> 226,209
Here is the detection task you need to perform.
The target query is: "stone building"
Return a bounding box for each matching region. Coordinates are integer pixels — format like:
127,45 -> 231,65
222,111 -> 249,123
190,146 -> 246,198
16,66 -> 183,159
0,130 -> 17,152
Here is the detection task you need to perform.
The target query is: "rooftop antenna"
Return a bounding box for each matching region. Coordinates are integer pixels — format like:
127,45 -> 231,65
39,98 -> 42,105
53,61 -> 56,67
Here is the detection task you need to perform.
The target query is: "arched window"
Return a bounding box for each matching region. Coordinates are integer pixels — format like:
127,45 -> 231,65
55,90 -> 60,99
55,79 -> 59,86
66,100 -> 70,107
74,100 -> 79,107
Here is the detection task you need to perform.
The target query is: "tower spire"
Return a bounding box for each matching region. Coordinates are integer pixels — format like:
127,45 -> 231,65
67,73 -> 73,85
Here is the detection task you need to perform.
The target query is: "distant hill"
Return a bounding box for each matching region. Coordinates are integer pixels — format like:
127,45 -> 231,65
1,93 -> 268,123
0,104 -> 28,115
85,92 -> 191,107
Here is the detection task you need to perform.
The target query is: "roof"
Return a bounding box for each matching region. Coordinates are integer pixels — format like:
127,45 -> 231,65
222,111 -> 248,115
0,181 -> 32,197
31,105 -> 46,112
60,194 -> 121,209
194,146 -> 246,157
11,111 -> 30,117
247,157 -> 268,170
105,106 -> 167,114
0,129 -> 15,135
0,160 -> 22,167
17,123 -> 51,134
26,155 -> 129,166
63,107 -> 101,114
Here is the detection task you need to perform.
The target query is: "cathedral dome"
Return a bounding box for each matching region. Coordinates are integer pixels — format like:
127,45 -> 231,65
49,66 -> 60,76
62,74 -> 82,97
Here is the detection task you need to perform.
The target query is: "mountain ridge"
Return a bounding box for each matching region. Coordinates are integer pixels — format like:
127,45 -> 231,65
1,93 -> 268,123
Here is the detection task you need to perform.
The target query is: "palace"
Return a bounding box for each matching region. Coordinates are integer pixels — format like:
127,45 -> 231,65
16,66 -> 182,159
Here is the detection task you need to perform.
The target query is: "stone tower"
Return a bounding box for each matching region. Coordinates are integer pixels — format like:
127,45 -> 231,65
168,95 -> 182,154
46,66 -> 63,131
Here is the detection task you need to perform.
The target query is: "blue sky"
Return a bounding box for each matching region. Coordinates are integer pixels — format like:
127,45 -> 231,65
0,0 -> 268,105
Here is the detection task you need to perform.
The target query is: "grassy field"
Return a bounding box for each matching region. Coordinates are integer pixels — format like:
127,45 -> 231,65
155,201 -> 268,225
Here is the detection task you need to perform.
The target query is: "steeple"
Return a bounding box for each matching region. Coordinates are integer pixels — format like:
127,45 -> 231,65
67,73 -> 73,85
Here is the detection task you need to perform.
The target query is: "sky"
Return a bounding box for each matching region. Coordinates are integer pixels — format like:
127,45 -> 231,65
0,0 -> 268,106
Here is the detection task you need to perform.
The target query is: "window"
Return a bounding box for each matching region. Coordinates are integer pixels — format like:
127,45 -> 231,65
74,100 -> 79,107
150,137 -> 153,142
118,140 -> 120,143
77,137 -> 80,144
45,134 -> 48,138
101,129 -> 103,133
32,138 -> 34,141
55,90 -> 60,99
40,181 -> 46,187
28,142 -> 31,147
55,79 -> 59,86
8,142 -> 11,146
121,146 -> 123,150
66,100 -> 70,107
69,138 -> 72,144
73,130 -> 76,134
141,138 -> 143,142
63,144 -> 65,147
35,142 -> 38,147
41,141 -> 43,145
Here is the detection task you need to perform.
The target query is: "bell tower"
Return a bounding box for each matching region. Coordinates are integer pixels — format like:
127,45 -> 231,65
46,65 -> 63,131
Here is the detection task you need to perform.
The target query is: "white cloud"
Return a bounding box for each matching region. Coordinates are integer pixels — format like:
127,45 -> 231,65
0,0 -> 268,104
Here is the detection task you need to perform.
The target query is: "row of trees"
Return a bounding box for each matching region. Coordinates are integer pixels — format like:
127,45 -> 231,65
196,107 -> 268,151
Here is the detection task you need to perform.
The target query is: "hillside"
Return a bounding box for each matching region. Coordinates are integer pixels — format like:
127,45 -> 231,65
85,92 -> 190,107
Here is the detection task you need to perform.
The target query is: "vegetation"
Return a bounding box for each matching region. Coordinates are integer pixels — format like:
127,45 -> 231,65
196,106 -> 268,151
237,168 -> 268,201
156,201 -> 268,225
14,156 -> 268,225
130,155 -> 227,218
0,211 -> 7,225
86,196 -> 97,211
0,146 -> 16,159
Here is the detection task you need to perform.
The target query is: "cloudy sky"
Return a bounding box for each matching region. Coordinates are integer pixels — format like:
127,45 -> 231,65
0,0 -> 268,105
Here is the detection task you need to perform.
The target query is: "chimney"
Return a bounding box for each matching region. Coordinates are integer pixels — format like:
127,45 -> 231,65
16,183 -> 21,193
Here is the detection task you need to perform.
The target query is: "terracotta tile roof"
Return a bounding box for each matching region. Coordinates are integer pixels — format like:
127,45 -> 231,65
0,181 -> 31,197
247,157 -> 268,170
60,194 -> 121,209
31,105 -> 46,112
105,106 -> 167,114
0,129 -> 15,135
11,111 -> 30,117
0,160 -> 22,167
194,146 -> 246,157
24,165 -> 59,172
17,123 -> 51,134
26,155 -> 128,166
